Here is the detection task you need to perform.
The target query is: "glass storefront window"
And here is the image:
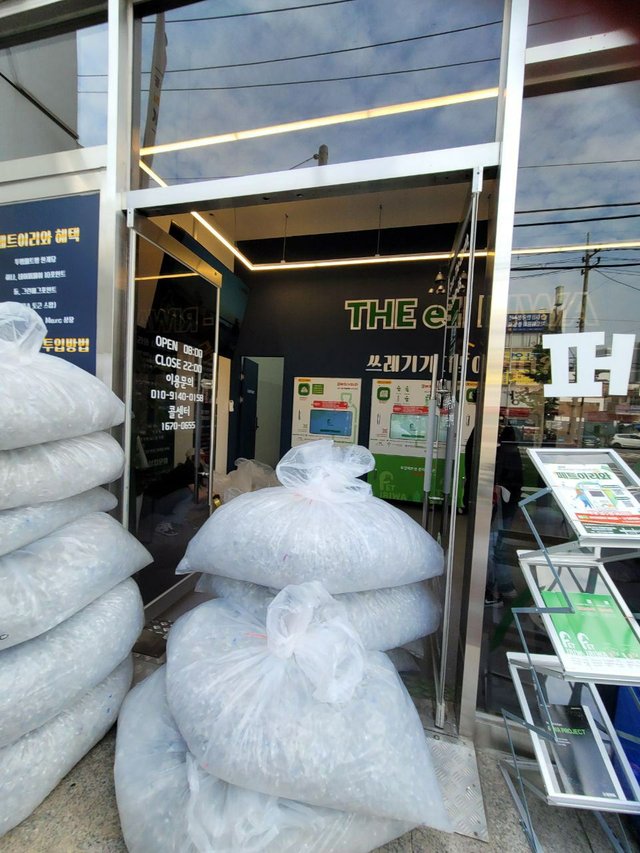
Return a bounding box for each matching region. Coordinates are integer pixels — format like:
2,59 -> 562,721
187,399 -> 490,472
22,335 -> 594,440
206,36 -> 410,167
479,71 -> 640,716
0,24 -> 108,161
130,233 -> 218,604
134,0 -> 503,187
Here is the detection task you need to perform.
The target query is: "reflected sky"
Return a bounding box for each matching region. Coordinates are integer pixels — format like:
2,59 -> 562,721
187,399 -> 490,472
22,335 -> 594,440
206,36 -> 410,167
77,24 -> 108,146
508,79 -> 640,339
132,0 -> 503,181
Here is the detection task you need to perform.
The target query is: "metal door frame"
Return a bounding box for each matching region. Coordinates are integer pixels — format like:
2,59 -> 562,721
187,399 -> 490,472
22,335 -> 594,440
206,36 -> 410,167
119,0 -> 529,739
0,0 -> 530,738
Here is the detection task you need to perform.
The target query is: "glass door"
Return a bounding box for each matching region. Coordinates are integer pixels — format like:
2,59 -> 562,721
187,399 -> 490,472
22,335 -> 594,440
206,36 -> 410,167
429,167 -> 484,729
126,220 -> 221,606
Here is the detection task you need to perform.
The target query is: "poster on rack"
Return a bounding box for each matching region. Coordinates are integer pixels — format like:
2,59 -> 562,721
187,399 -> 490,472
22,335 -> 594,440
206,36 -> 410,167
540,589 -> 640,681
540,460 -> 640,539
0,194 -> 100,374
291,377 -> 360,447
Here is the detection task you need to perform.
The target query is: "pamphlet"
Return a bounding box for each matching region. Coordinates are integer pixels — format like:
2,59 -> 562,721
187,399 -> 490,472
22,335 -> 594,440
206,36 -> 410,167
540,590 -> 640,680
545,704 -> 621,799
543,462 -> 640,538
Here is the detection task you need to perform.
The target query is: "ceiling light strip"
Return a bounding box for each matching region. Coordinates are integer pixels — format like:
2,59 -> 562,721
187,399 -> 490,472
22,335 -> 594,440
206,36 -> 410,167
137,162 -> 256,269
137,162 -> 640,270
139,160 -> 168,187
135,272 -> 199,281
251,252 -> 467,272
191,211 -> 255,269
140,88 -> 499,156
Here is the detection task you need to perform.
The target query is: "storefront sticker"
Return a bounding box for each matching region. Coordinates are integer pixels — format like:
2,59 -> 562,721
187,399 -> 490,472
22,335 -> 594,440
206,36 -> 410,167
543,332 -> 635,398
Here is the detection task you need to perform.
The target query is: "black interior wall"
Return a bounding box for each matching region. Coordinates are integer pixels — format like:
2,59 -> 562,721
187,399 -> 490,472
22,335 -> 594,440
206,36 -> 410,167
227,234 -> 489,468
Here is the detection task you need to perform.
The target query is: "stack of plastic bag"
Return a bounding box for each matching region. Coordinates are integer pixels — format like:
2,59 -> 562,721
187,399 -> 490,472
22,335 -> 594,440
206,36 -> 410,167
116,665 -> 414,853
0,302 -> 151,838
114,441 -> 450,850
116,583 -> 451,852
182,439 -> 444,658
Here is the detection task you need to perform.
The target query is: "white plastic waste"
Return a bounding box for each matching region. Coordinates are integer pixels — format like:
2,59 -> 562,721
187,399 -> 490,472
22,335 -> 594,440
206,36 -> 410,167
0,656 -> 132,838
178,441 -> 443,593
0,431 -> 124,511
0,512 -> 152,650
0,487 -> 117,557
166,583 -> 451,828
116,667 -> 412,853
385,648 -> 421,673
211,457 -> 280,504
195,574 -> 441,652
0,302 -> 124,450
0,579 -> 143,747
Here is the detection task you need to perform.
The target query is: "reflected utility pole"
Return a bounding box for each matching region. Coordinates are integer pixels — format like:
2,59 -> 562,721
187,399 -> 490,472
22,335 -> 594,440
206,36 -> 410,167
568,234 -> 600,445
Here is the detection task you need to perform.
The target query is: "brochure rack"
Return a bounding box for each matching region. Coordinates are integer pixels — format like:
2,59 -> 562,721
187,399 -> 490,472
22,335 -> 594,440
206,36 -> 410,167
499,448 -> 640,852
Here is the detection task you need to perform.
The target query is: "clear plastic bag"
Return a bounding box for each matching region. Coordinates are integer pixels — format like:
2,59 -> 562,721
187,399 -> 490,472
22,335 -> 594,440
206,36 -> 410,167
166,583 -> 451,828
0,656 -> 132,839
116,667 -> 412,853
211,457 -> 280,504
0,487 -> 117,557
0,579 -> 143,748
0,512 -> 152,650
195,574 -> 441,652
0,431 -> 125,511
0,302 -> 124,451
179,441 -> 443,593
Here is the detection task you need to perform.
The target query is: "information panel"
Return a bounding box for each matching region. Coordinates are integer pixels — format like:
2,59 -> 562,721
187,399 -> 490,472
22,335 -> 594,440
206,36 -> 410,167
291,377 -> 361,447
0,194 -> 100,373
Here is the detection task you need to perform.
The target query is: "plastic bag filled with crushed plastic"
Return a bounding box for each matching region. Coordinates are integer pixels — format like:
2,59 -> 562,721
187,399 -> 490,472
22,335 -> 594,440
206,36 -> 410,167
0,302 -> 124,451
195,574 -> 441,652
179,441 -> 443,593
116,666 -> 412,853
0,656 -> 132,838
166,582 -> 451,829
0,487 -> 117,557
211,457 -> 280,504
0,431 -> 124,511
0,512 -> 152,650
0,579 -> 143,747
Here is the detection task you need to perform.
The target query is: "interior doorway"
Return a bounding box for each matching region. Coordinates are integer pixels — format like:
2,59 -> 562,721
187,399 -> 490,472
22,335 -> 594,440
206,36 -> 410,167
126,149 -> 496,732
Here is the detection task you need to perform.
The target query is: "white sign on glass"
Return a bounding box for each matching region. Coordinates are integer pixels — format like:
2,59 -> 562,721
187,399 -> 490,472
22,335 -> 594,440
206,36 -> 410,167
542,332 -> 635,398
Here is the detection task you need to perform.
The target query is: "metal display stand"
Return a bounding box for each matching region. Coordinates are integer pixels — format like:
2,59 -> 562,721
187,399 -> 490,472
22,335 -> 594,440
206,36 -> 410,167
499,449 -> 640,852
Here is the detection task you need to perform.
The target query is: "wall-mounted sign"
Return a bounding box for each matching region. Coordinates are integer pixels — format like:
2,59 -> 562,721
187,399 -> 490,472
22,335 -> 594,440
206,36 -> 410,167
543,332 -> 635,398
0,194 -> 100,373
291,377 -> 361,447
345,295 -> 487,333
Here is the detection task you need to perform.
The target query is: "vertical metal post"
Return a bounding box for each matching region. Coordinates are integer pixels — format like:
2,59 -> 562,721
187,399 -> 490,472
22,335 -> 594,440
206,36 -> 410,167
208,286 -> 221,511
121,222 -> 137,529
422,354 -> 439,529
103,0 -> 133,522
457,0 -> 530,738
